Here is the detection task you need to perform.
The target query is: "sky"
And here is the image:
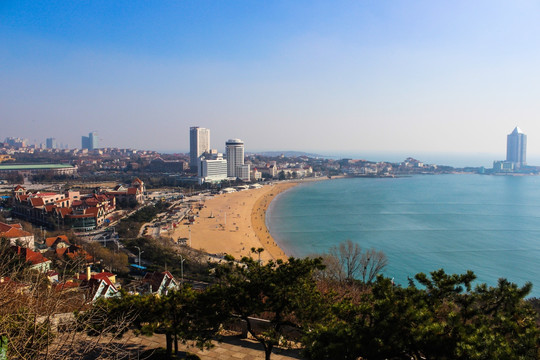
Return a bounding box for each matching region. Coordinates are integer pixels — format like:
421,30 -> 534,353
2,1 -> 540,161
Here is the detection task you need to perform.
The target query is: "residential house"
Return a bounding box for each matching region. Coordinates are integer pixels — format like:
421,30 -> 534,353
12,246 -> 52,272
0,221 -> 35,249
141,271 -> 179,296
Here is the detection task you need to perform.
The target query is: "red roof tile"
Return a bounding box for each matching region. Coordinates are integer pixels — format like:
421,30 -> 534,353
56,207 -> 73,217
45,235 -> 70,248
30,198 -> 45,207
35,192 -> 57,197
0,222 -> 33,238
13,246 -> 50,266
54,281 -> 80,291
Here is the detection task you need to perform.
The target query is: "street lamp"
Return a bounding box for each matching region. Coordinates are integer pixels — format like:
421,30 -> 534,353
179,254 -> 186,286
134,246 -> 144,267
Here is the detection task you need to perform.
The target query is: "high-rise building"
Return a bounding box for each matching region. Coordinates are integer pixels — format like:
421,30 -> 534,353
506,127 -> 527,168
190,127 -> 210,170
46,138 -> 57,149
81,132 -> 98,150
226,139 -> 248,180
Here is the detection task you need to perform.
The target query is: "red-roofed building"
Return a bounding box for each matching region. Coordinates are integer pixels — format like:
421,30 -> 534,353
12,246 -> 52,272
78,269 -> 116,284
54,281 -> 80,292
105,178 -> 146,207
58,245 -> 94,263
10,185 -> 116,232
0,222 -> 35,249
45,235 -> 70,248
141,271 -> 178,296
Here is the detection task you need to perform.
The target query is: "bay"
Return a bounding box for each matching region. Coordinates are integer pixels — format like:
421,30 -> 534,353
266,174 -> 540,297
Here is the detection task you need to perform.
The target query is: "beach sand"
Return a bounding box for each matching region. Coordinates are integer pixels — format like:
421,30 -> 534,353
171,182 -> 299,262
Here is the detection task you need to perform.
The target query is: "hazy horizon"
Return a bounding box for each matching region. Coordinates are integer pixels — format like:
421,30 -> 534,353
3,1 -> 540,156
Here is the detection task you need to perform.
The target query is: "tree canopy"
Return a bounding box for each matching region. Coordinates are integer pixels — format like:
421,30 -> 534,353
303,269 -> 540,360
214,253 -> 325,360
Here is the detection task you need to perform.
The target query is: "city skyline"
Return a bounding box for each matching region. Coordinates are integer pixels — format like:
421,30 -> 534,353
3,2 -> 540,156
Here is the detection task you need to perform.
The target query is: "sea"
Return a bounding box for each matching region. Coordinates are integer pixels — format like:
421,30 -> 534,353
266,174 -> 540,298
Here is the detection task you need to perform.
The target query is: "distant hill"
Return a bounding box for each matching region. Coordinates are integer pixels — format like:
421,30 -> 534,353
249,151 -> 326,158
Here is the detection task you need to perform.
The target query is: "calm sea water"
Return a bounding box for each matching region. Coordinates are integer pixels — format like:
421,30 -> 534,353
267,175 -> 540,297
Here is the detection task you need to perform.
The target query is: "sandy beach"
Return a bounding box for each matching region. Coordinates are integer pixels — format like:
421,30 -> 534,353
172,182 -> 299,262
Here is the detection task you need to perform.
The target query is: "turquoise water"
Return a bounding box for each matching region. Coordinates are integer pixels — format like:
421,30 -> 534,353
266,175 -> 540,297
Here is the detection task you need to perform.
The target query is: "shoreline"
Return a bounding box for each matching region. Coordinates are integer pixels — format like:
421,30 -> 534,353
250,181 -> 300,260
169,178 -> 333,262
170,182 -> 302,262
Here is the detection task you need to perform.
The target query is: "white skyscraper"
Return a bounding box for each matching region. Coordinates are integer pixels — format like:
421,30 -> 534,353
226,139 -> 245,179
190,127 -> 210,170
506,126 -> 527,168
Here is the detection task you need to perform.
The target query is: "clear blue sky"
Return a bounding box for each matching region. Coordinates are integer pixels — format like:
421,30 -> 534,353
2,1 -> 540,160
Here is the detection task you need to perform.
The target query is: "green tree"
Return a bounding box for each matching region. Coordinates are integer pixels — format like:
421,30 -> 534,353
214,253 -> 325,360
303,270 -> 540,360
91,286 -> 224,360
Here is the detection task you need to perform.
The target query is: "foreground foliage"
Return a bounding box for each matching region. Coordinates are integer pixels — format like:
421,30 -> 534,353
91,286 -> 225,360
303,269 -> 540,360
0,239 -> 132,359
3,230 -> 539,359
214,255 -> 325,360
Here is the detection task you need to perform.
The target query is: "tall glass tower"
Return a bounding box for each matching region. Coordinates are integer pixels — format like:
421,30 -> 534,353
506,127 -> 527,168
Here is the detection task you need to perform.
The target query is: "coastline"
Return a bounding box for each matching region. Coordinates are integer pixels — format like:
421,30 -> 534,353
170,181 -> 302,262
250,181 -> 299,260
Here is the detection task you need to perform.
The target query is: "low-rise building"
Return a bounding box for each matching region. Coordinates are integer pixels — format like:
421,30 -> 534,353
0,222 -> 35,249
141,271 -> 179,296
258,165 -> 278,178
0,163 -> 77,177
11,185 -> 118,232
493,160 -> 515,172
251,168 -> 262,181
12,246 -> 52,272
105,178 -> 146,207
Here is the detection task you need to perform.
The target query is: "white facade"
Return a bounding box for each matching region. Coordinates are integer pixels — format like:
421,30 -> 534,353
198,153 -> 228,184
190,127 -> 210,169
251,168 -> 262,181
226,139 -> 244,178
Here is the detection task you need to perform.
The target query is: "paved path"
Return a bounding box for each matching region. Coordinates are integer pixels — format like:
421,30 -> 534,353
127,333 -> 302,360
